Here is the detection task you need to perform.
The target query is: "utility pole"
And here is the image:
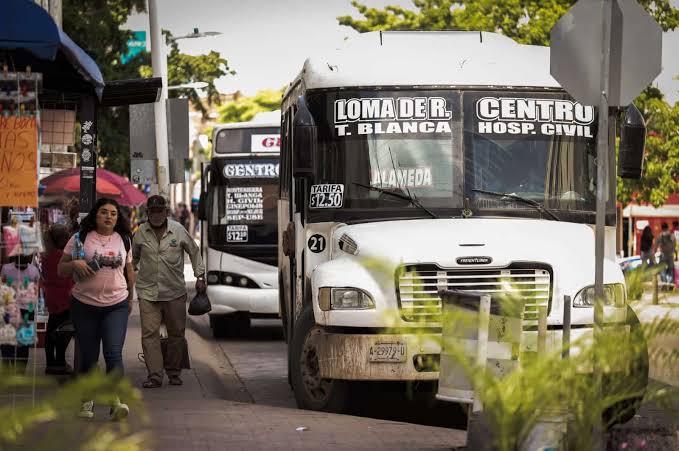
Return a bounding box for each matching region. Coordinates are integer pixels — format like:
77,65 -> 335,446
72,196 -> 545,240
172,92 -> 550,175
35,1 -> 61,27
148,0 -> 170,199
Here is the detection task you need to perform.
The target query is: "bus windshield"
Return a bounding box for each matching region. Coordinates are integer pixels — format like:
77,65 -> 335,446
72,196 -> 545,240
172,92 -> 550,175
207,123 -> 280,265
305,89 -> 609,223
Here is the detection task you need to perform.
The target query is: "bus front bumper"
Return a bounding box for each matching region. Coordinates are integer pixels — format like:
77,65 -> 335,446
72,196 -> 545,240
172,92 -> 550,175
207,285 -> 279,315
315,327 -> 600,381
316,331 -> 441,381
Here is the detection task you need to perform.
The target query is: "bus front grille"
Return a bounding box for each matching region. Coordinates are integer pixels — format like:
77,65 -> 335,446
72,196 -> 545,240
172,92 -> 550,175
397,264 -> 552,325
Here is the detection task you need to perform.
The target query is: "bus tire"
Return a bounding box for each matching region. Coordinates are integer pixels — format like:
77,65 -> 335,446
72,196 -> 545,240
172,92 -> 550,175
603,306 -> 649,428
290,305 -> 348,413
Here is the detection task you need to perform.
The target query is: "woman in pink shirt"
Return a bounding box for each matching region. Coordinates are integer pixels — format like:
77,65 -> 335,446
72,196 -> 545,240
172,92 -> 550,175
59,198 -> 136,420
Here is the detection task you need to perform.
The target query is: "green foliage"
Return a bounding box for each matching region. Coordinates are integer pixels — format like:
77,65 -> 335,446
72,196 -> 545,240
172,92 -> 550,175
358,256 -> 679,449
63,0 -> 146,176
617,90 -> 679,207
217,89 -> 284,124
63,1 -> 231,176
338,1 -> 679,46
139,31 -> 233,118
0,371 -> 147,450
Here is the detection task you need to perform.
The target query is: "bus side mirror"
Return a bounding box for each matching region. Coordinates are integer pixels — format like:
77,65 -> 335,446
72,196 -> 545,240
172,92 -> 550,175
619,104 -> 646,180
197,164 -> 211,221
293,96 -> 316,177
198,191 -> 208,221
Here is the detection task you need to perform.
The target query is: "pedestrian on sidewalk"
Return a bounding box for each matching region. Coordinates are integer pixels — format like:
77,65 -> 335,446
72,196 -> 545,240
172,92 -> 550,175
58,198 -> 136,420
640,225 -> 655,267
655,223 -> 676,286
134,195 -> 205,389
41,224 -> 74,375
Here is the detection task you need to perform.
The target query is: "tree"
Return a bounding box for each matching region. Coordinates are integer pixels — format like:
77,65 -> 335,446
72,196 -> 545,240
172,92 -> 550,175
138,30 -> 232,117
63,0 -> 231,176
339,0 -> 679,206
217,89 -> 284,124
338,1 -> 679,46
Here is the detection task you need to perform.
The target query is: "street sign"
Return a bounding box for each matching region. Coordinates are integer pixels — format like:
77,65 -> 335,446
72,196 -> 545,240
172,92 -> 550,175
550,0 -> 662,106
122,31 -> 147,65
129,99 -> 189,184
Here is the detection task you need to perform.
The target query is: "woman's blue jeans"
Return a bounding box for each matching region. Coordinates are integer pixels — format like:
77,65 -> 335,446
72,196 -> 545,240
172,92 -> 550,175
71,297 -> 129,376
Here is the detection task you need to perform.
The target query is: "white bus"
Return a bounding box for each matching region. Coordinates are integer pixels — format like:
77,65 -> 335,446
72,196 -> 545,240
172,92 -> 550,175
278,31 -> 647,418
199,112 -> 281,336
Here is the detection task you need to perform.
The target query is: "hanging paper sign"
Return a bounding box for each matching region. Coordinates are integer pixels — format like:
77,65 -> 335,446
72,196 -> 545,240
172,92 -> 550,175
0,116 -> 38,207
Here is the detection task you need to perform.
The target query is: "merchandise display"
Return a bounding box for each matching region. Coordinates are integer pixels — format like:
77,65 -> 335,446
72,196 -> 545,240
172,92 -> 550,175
0,210 -> 42,367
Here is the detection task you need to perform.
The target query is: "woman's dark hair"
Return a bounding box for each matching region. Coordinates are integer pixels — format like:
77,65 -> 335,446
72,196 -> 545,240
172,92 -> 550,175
79,198 -> 131,239
642,225 -> 653,241
48,224 -> 71,250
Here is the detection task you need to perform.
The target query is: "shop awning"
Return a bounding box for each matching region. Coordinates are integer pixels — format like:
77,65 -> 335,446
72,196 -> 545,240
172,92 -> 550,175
0,0 -> 104,97
623,204 -> 679,218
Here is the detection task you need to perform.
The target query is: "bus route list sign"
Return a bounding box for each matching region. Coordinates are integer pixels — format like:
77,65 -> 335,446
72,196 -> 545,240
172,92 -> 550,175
227,186 -> 264,222
0,116 -> 38,207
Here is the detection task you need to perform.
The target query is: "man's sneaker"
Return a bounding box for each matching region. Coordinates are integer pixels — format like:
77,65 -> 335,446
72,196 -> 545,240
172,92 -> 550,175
109,400 -> 130,421
78,400 -> 95,419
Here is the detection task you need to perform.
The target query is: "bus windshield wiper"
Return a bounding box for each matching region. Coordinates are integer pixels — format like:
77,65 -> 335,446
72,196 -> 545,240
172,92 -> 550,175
352,182 -> 438,219
471,188 -> 561,221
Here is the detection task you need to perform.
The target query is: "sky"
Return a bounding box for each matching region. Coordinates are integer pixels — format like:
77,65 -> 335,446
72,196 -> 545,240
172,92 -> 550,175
125,0 -> 679,103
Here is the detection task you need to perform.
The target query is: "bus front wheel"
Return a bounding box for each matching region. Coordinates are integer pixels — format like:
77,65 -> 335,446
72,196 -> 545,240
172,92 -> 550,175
290,306 -> 348,413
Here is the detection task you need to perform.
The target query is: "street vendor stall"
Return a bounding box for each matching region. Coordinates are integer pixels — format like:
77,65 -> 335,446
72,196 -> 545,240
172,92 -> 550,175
0,0 -> 160,383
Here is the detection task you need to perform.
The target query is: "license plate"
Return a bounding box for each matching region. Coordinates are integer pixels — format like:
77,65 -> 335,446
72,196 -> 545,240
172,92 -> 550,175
369,342 -> 406,363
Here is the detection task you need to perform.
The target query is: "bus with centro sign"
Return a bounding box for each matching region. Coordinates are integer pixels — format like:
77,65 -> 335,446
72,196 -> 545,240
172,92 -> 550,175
198,111 -> 281,336
278,31 -> 648,420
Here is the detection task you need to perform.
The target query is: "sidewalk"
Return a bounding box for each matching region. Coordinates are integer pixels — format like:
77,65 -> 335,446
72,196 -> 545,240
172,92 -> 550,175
125,304 -> 467,451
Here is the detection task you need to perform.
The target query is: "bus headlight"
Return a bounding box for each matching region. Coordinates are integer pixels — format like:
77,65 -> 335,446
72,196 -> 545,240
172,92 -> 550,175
319,287 -> 375,311
573,283 -> 626,308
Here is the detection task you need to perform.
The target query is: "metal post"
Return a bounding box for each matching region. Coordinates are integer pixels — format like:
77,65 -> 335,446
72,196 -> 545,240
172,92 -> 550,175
653,272 -> 659,305
48,0 -> 62,27
473,294 -> 491,413
78,95 -> 97,215
593,1 -> 613,448
148,0 -> 170,199
562,296 -> 571,359
537,306 -> 548,356
595,0 -> 612,335
628,215 -> 633,257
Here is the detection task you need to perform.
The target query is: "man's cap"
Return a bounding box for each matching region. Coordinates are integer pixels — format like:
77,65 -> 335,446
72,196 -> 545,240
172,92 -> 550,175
147,195 -> 168,209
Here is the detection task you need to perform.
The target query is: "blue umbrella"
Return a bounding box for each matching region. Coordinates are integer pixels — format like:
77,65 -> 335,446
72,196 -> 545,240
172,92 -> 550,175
0,0 -> 104,98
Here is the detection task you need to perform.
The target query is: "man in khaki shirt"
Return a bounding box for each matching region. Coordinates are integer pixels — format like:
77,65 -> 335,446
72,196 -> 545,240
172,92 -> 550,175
133,195 -> 206,387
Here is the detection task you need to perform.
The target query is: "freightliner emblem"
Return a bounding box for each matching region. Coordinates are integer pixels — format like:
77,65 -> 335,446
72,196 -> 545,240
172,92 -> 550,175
456,256 -> 492,265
